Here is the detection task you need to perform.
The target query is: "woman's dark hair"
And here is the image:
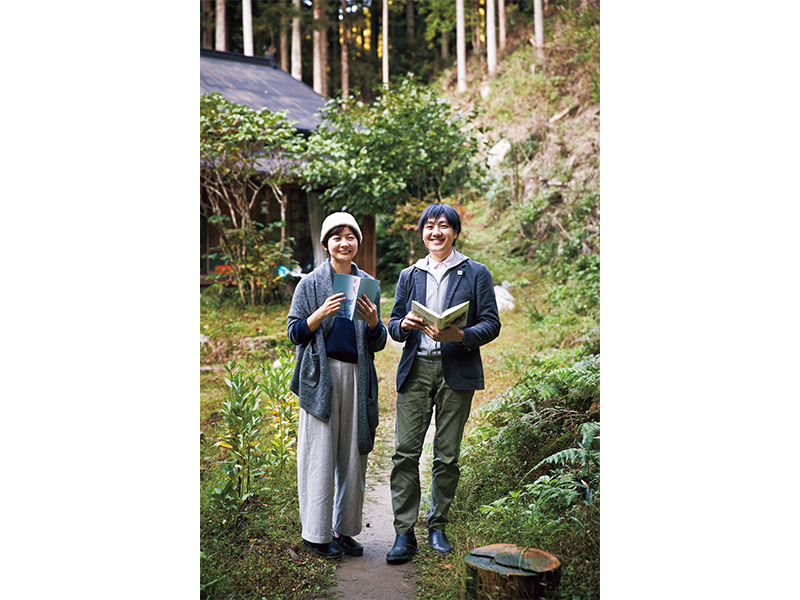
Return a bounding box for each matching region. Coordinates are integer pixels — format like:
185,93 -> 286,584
417,203 -> 461,240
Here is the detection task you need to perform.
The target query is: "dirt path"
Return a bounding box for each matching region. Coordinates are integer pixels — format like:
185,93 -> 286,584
319,330 -> 436,600
316,411 -> 435,600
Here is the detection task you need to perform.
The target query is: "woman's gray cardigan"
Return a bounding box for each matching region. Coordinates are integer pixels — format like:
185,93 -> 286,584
287,259 -> 387,455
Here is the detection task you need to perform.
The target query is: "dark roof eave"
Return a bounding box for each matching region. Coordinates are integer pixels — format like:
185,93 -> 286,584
200,49 -> 326,134
200,48 -> 280,69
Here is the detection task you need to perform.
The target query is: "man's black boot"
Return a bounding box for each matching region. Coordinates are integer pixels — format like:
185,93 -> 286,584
386,532 -> 418,564
427,527 -> 453,554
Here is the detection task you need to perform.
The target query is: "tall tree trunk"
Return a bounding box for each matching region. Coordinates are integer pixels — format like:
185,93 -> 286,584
280,1 -> 289,71
371,3 -> 379,63
406,0 -> 414,44
534,0 -> 544,56
473,0 -> 482,53
441,29 -> 449,61
456,0 -> 466,92
486,0 -> 496,75
313,0 -> 328,96
382,0 -> 389,85
498,0 -> 506,52
202,1 -> 213,49
313,0 -> 322,92
215,0 -> 227,51
341,0 -> 349,100
291,0 -> 302,81
243,0 -> 253,55
321,8 -> 328,95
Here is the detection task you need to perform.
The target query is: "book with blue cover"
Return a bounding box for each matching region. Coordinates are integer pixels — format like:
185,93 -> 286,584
333,273 -> 381,321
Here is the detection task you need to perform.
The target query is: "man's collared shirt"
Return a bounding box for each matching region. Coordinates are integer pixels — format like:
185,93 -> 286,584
427,250 -> 457,283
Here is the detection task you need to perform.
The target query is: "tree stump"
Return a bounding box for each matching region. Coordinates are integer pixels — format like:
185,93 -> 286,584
462,543 -> 561,600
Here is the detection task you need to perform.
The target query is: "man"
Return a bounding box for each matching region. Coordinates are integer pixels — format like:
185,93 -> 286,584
386,203 -> 501,565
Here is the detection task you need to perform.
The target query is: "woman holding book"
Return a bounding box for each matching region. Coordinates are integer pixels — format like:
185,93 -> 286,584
385,203 -> 501,564
287,212 -> 387,559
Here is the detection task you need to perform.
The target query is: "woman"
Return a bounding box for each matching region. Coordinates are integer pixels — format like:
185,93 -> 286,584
287,212 -> 387,559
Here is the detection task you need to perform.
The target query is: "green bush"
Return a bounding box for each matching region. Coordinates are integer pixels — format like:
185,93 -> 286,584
211,361 -> 267,525
201,93 -> 303,306
210,355 -> 299,527
257,351 -> 299,476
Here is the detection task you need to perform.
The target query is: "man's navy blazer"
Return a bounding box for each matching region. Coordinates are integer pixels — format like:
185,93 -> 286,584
388,256 -> 501,392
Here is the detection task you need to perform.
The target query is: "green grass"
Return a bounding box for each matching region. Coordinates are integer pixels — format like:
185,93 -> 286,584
201,468 -> 339,600
201,293 -> 294,365
201,363 -> 339,600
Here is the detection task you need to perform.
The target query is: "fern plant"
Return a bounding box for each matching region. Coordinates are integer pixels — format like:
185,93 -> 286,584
552,359 -> 600,399
535,421 -> 599,504
525,473 -> 582,512
517,353 -> 599,413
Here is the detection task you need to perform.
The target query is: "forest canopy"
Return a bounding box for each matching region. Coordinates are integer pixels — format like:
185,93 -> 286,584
201,0 -> 566,102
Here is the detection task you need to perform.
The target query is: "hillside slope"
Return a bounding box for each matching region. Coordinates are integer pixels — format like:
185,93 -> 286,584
407,8 -> 601,599
447,6 -> 600,268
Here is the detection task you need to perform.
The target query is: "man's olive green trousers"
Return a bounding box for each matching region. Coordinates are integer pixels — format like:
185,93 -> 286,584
390,358 -> 474,534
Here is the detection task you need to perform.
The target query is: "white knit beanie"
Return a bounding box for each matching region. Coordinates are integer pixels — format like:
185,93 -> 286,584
320,212 -> 363,246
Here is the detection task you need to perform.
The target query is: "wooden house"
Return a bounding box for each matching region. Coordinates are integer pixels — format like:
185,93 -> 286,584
199,49 -> 377,288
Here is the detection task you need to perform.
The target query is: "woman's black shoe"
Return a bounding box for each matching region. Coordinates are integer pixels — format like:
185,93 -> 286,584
331,533 -> 364,556
303,539 -> 343,559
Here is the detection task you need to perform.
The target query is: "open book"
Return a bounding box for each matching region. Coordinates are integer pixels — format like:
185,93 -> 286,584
411,300 -> 469,329
333,273 -> 381,322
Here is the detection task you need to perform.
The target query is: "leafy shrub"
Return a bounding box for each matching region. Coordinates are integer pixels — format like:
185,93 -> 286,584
212,361 -> 266,525
204,215 -> 298,304
211,355 -> 299,527
455,352 -> 599,524
303,76 -> 485,265
200,283 -> 241,308
257,351 -> 298,476
200,93 -> 303,306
